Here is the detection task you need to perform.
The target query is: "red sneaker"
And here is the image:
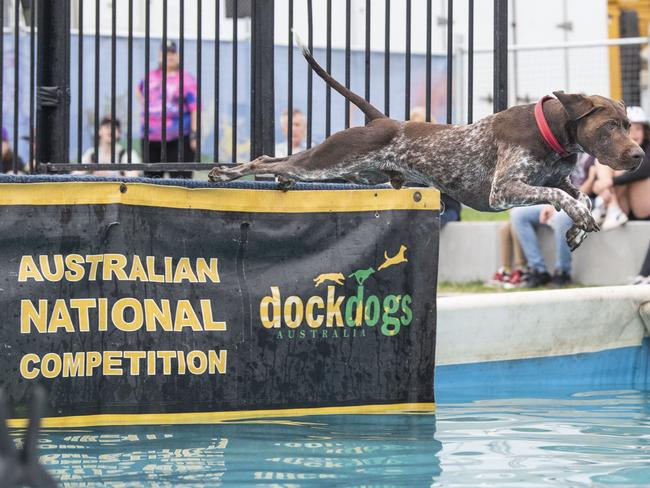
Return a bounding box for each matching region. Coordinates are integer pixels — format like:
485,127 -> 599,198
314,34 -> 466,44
504,268 -> 527,289
487,267 -> 510,287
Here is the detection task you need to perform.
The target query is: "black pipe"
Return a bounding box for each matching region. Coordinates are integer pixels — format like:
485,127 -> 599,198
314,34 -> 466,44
405,0 -> 411,120
179,0 -> 185,163
232,0 -> 238,162
287,0 -> 293,156
344,0 -> 351,128
196,0 -> 202,162
127,0 -> 133,163
493,0 -> 508,113
384,0 -> 390,117
161,0 -> 168,162
325,0 -> 331,138
425,0 -> 432,122
468,0 -> 474,123
144,0 -> 151,163
446,0 -> 453,124
93,0 -> 99,163
111,0 -> 117,162
213,0 -> 220,161
36,0 -> 70,166
307,0 -> 313,148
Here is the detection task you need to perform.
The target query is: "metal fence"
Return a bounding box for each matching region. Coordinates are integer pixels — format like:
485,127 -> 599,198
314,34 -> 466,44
458,36 -> 650,124
0,0 -> 509,175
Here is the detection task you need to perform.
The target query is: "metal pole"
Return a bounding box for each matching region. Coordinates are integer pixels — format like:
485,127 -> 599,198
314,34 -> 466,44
493,0 -> 508,113
36,0 -> 70,166
250,0 -> 275,159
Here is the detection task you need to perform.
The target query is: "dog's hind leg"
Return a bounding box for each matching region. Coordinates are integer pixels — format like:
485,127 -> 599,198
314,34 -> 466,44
208,155 -> 290,182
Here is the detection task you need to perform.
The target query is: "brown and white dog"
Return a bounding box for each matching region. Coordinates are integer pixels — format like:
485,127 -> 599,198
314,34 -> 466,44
209,38 -> 644,251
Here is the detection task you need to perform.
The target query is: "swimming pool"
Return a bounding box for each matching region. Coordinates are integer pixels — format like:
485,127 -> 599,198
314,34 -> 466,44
18,387 -> 650,486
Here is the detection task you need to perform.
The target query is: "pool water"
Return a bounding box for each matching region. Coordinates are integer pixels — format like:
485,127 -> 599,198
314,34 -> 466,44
17,389 -> 650,487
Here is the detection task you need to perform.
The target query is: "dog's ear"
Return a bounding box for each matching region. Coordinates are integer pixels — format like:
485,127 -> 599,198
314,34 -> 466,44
553,91 -> 596,120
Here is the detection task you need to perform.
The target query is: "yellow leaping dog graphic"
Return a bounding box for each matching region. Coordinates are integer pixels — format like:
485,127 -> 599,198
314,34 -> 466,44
377,245 -> 408,271
313,272 -> 345,287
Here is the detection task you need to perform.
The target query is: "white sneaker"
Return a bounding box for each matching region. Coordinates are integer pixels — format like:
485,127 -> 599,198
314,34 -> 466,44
591,196 -> 606,226
601,206 -> 628,231
628,275 -> 648,285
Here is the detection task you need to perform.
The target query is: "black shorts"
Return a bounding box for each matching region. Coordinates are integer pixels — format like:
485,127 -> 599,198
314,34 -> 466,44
142,137 -> 194,179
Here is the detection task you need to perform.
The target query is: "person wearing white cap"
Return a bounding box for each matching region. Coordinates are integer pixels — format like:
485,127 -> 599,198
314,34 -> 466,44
592,105 -> 650,230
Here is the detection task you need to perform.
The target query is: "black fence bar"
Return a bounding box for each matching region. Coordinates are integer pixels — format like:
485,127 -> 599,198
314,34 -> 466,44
344,0 -> 350,128
13,0 -> 19,172
178,0 -> 185,163
287,0 -> 292,156
446,0 -> 453,124
29,0 -> 35,171
77,0 -> 83,163
250,0 -> 275,160
196,0 -> 202,162
41,163 -> 214,173
425,0 -> 432,122
468,0 -> 474,123
127,0 -> 133,163
36,0 -> 70,166
161,0 -> 168,163
111,0 -> 117,162
325,0 -> 331,138
493,0 -> 508,113
364,0 -> 370,122
231,0 -> 237,162
384,0 -> 390,117
144,0 -> 151,163
93,0 -> 99,163
213,0 -> 220,161
405,0 -> 411,120
306,0 -> 313,149
0,0 -> 3,164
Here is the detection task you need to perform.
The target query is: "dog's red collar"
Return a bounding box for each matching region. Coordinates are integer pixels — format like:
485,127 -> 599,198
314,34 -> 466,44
535,96 -> 570,158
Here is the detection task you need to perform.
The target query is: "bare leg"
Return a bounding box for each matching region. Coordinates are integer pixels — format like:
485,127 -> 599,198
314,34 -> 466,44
613,184 -> 631,215
627,178 -> 650,218
498,221 -> 513,270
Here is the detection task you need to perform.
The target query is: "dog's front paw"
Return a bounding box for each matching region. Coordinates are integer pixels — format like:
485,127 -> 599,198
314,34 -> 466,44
568,203 -> 600,232
277,176 -> 296,192
566,225 -> 588,252
208,166 -> 235,182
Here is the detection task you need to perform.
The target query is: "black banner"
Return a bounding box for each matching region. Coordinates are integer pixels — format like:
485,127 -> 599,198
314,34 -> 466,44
0,181 -> 439,423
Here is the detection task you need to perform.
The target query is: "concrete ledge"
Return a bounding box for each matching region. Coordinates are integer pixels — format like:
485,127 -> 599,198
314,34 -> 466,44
439,221 -> 650,285
436,285 -> 650,366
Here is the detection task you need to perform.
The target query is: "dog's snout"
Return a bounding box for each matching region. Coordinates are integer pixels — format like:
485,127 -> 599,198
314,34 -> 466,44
627,146 -> 645,169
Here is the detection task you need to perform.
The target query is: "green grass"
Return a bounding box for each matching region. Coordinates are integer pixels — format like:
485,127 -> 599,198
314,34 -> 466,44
438,281 -> 587,294
460,207 -> 510,222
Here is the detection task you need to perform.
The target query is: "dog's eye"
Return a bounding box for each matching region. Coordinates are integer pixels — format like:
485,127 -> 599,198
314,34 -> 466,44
602,121 -> 618,131
623,121 -> 631,131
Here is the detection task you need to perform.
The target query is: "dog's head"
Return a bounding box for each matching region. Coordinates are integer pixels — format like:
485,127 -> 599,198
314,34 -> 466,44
553,91 -> 644,170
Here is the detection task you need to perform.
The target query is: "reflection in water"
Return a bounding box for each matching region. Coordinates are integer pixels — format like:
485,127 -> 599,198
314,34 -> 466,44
434,390 -> 650,487
21,414 -> 441,486
14,390 -> 650,487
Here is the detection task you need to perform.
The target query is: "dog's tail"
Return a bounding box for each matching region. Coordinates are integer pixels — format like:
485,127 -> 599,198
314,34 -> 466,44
292,29 -> 386,122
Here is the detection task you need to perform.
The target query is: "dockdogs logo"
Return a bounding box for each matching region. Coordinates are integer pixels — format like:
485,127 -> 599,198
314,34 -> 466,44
259,245 -> 413,340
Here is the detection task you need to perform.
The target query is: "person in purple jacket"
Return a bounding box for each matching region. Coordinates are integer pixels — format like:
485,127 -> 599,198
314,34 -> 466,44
137,40 -> 197,179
